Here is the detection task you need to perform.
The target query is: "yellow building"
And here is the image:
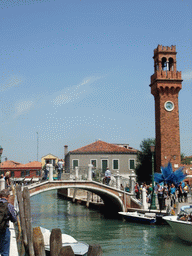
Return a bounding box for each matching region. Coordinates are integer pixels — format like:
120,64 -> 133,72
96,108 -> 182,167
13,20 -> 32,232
41,153 -> 59,167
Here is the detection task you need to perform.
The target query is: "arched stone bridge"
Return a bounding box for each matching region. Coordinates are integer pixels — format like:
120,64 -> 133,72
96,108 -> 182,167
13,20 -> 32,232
27,180 -> 141,214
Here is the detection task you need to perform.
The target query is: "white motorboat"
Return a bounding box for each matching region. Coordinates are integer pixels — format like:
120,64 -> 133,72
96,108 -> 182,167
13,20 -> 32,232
163,205 -> 192,243
40,227 -> 89,256
118,211 -> 156,224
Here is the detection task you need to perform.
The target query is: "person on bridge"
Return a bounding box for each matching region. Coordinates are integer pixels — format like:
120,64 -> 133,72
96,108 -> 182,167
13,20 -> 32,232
57,159 -> 64,180
105,168 -> 111,185
0,189 -> 17,256
5,172 -> 10,190
43,161 -> 50,180
0,174 -> 5,191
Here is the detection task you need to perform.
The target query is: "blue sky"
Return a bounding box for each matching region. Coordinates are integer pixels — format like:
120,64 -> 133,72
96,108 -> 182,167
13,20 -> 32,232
0,0 -> 191,163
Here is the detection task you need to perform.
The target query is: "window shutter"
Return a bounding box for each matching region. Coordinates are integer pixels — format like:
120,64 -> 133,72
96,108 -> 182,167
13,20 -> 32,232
113,160 -> 118,169
130,160 -> 135,169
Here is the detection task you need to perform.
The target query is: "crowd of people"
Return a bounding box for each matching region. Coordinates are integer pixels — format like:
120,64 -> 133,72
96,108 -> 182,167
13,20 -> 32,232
134,181 -> 191,210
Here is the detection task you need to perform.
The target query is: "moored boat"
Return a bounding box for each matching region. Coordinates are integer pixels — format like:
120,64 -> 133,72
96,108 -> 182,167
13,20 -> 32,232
40,227 -> 89,256
118,211 -> 156,224
163,205 -> 192,243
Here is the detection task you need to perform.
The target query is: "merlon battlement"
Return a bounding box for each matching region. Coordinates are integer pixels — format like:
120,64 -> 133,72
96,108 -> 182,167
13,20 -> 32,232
154,45 -> 176,55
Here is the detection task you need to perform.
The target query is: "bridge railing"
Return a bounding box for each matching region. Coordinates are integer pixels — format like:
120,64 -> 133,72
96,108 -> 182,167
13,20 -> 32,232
63,165 -> 130,190
63,166 -> 89,180
63,166 -> 105,182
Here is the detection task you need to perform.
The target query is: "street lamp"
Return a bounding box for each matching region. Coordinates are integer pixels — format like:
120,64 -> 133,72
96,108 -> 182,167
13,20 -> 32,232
150,145 -> 156,209
0,146 -> 3,164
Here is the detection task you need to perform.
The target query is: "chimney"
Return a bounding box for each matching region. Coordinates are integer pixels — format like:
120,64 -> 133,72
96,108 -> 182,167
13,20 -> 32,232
64,145 -> 68,158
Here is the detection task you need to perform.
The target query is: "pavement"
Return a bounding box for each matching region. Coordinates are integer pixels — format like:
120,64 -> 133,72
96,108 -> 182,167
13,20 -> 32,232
129,194 -> 192,215
10,222 -> 19,256
153,194 -> 192,214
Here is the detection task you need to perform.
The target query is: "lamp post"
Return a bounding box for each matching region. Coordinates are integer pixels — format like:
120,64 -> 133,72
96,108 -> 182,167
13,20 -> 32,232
150,145 -> 156,209
0,146 -> 3,164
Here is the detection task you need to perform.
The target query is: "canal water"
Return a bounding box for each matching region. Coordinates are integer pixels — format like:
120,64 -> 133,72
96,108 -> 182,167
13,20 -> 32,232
30,190 -> 192,256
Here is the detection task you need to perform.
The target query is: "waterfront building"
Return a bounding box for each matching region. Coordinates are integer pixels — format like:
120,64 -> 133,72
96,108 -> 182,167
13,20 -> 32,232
64,140 -> 138,177
0,160 -> 42,181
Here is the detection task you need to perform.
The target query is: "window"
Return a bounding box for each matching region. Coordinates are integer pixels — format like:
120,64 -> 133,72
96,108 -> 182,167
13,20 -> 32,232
26,170 -> 30,176
129,160 -> 135,170
11,171 -> 14,178
113,159 -> 119,170
73,160 -> 79,169
36,170 -> 40,176
21,171 -> 25,178
91,160 -> 97,168
101,159 -> 108,173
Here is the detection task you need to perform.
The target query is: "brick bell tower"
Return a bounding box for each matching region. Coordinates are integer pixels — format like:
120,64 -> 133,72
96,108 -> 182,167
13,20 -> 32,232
150,45 -> 182,172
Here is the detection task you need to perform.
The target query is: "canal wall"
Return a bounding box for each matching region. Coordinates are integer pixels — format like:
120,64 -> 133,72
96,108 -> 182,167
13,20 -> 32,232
57,188 -> 105,211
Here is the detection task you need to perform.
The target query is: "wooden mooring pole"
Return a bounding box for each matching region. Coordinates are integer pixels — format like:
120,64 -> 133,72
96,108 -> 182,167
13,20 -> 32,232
58,246 -> 75,256
33,227 -> 46,256
87,244 -> 103,256
23,187 -> 35,256
50,228 -> 62,256
16,185 -> 28,246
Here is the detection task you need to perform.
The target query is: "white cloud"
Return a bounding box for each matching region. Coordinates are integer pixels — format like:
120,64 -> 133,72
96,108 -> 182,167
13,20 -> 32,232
52,77 -> 97,107
182,70 -> 192,81
52,94 -> 71,106
15,101 -> 34,117
0,75 -> 23,92
12,76 -> 101,118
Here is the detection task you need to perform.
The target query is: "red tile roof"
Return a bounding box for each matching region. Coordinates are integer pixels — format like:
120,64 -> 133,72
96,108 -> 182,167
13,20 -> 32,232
0,160 -> 42,169
0,160 -> 21,168
70,140 -> 138,154
21,161 -> 42,168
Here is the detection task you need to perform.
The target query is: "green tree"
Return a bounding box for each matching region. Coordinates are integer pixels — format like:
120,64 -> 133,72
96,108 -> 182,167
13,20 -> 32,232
181,153 -> 185,162
181,153 -> 192,165
135,138 -> 155,184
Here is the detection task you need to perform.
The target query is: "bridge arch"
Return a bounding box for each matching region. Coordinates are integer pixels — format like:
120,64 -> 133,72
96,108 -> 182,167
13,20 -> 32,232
28,181 -> 126,213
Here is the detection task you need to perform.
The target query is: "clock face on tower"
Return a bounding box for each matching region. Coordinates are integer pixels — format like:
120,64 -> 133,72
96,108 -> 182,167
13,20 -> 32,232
164,101 -> 174,112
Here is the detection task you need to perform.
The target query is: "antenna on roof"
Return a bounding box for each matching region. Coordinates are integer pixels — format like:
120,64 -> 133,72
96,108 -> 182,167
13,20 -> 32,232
36,132 -> 39,162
